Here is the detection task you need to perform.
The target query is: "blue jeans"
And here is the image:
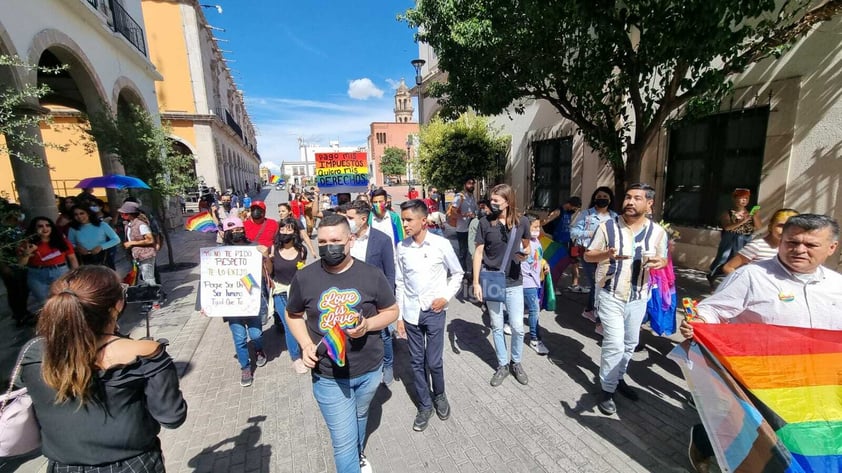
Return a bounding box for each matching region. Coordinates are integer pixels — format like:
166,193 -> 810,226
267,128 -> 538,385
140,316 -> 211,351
312,367 -> 382,473
487,285 -> 525,366
523,287 -> 541,340
581,260 -> 598,311
596,290 -> 648,392
381,327 -> 393,369
137,257 -> 156,286
227,316 -> 263,369
27,264 -> 68,308
273,293 -> 301,361
709,232 -> 752,276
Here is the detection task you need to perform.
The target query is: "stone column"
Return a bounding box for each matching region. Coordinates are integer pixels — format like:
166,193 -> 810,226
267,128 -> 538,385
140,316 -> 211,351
6,106 -> 58,220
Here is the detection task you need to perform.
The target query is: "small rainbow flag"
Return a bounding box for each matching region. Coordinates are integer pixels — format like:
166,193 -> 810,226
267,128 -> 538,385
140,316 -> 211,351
539,235 -> 572,281
240,273 -> 258,294
269,175 -> 280,184
322,323 -> 348,367
185,211 -> 217,233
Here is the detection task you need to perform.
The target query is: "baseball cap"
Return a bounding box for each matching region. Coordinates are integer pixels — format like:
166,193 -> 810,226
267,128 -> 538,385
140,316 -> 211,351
250,201 -> 266,211
222,216 -> 244,230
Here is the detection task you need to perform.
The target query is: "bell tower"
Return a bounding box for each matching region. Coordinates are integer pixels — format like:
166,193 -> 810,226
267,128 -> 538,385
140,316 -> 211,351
393,78 -> 414,123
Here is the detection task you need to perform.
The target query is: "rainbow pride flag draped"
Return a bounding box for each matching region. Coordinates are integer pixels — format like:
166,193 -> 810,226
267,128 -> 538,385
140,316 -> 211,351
185,211 -> 217,232
269,175 -> 280,184
322,323 -> 348,367
673,324 -> 842,472
538,235 -> 571,281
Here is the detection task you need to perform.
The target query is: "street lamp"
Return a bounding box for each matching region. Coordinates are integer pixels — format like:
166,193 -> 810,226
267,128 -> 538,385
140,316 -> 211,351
411,58 -> 426,196
201,4 -> 223,14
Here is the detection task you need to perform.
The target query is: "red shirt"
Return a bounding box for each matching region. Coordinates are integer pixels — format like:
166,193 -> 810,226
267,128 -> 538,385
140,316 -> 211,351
28,237 -> 75,267
423,198 -> 438,214
407,190 -> 419,200
290,200 -> 302,219
244,218 -> 279,248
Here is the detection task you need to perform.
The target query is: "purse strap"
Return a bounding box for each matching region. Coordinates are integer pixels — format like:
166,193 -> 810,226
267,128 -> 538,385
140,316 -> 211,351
1,337 -> 41,413
498,223 -> 519,273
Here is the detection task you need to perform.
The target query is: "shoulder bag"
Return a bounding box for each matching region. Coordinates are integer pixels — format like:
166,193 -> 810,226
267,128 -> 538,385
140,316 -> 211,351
478,224 -> 518,303
0,337 -> 42,457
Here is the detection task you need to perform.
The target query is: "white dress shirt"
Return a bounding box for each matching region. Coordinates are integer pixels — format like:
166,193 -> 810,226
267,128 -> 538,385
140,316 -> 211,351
350,227 -> 370,261
371,215 -> 395,243
395,231 -> 464,325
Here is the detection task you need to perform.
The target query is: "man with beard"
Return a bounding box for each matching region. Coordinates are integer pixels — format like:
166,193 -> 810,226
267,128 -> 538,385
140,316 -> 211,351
285,214 -> 399,473
584,183 -> 668,416
243,201 -> 279,250
449,177 -> 478,273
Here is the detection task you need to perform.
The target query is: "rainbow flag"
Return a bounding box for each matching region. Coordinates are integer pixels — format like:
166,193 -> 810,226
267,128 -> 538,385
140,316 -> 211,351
269,175 -> 280,184
240,273 -> 258,294
185,211 -> 217,233
678,324 -> 842,472
322,323 -> 348,367
538,235 -> 571,281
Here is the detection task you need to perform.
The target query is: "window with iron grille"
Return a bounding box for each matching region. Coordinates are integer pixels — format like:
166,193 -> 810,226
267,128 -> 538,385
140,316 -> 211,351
663,107 -> 768,227
531,137 -> 572,210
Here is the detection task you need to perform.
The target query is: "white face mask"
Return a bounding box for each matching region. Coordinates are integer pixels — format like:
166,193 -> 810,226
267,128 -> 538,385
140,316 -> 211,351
90,206 -> 101,213
347,218 -> 359,234
530,231 -> 540,239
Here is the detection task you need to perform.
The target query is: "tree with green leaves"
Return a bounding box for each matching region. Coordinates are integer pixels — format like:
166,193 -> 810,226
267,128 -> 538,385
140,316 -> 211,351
415,113 -> 508,191
380,147 -> 407,183
85,104 -> 196,267
404,0 -> 842,193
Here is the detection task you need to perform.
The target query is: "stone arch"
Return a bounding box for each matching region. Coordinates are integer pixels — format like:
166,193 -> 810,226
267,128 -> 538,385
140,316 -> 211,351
0,20 -> 25,90
112,76 -> 148,112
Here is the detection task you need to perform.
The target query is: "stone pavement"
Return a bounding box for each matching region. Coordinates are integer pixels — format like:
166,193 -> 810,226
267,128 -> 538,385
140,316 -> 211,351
5,187 -> 718,473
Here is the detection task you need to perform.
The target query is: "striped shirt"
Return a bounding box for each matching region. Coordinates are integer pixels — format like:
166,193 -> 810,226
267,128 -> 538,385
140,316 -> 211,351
588,217 -> 668,302
737,237 -> 778,263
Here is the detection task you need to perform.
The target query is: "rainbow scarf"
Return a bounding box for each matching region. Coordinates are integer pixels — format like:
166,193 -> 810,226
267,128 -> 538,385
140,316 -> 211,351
538,234 -> 571,281
369,210 -> 405,245
683,324 -> 842,472
185,211 -> 217,232
322,323 -> 348,367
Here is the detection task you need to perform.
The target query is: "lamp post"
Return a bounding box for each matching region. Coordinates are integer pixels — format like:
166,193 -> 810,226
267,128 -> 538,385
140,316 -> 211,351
411,58 -> 426,197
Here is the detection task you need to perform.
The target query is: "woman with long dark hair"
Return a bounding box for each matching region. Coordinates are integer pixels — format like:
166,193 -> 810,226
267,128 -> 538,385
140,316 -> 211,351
570,186 -> 618,325
68,204 -> 121,268
55,196 -> 77,235
19,216 -> 79,309
15,266 -> 187,472
270,217 -> 309,374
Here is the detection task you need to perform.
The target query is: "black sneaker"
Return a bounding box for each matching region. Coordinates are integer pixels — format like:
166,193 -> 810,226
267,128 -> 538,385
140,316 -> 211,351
510,362 -> 529,385
616,380 -> 639,401
490,365 -> 509,387
433,393 -> 451,420
413,408 -> 434,432
255,350 -> 267,367
240,368 -> 253,387
597,390 -> 616,415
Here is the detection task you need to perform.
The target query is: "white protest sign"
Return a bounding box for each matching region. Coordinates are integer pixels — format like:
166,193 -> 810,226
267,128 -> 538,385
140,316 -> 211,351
200,246 -> 262,317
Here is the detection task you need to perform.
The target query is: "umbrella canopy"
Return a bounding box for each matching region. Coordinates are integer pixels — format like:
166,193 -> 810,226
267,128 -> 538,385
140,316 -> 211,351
75,174 -> 151,190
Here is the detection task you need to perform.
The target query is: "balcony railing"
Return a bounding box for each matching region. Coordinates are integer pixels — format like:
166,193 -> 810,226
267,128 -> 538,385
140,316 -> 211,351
224,109 -> 244,140
109,0 -> 147,56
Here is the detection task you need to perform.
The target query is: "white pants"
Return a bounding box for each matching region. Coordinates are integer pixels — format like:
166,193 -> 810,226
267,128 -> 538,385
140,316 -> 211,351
596,290 -> 647,393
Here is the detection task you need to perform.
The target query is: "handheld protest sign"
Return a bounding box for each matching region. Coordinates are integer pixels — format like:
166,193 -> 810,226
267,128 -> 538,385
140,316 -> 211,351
200,246 -> 262,317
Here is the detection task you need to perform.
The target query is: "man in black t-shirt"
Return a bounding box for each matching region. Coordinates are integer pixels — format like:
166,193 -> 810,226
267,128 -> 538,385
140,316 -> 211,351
285,214 -> 398,473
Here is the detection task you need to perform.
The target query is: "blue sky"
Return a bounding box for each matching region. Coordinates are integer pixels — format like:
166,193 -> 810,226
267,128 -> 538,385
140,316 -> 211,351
204,1 -> 419,172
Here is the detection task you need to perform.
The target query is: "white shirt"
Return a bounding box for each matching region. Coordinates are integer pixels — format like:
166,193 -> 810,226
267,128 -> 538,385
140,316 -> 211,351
371,215 -> 395,243
395,231 -> 464,324
451,192 -> 477,232
697,257 -> 842,330
350,227 -> 370,261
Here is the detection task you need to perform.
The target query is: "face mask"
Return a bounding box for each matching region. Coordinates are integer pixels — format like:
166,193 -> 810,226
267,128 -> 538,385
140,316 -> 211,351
89,206 -> 101,213
251,209 -> 265,220
231,232 -> 246,243
489,203 -> 502,217
430,193 -> 438,199
530,231 -> 540,239
477,209 -> 487,218
373,202 -> 387,218
347,218 -> 359,234
319,244 -> 347,266
594,199 -> 610,208
277,233 -> 294,244
222,202 -> 232,211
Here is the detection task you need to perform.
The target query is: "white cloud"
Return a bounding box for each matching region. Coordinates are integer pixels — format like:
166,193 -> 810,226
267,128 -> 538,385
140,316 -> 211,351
262,161 -> 281,172
347,78 -> 384,100
247,94 -> 395,166
385,78 -> 403,90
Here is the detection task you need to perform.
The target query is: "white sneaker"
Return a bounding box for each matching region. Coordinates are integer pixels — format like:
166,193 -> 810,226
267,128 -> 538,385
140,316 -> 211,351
529,340 -> 549,355
360,453 -> 373,473
503,324 -> 512,335
581,310 -> 597,323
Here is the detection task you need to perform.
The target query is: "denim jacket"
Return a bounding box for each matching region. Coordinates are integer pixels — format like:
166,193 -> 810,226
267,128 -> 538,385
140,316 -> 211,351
570,207 -> 618,248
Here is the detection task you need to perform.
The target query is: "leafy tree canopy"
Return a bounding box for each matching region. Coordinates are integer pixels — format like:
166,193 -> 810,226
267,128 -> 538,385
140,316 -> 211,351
380,147 -> 407,180
404,0 -> 842,190
416,113 -> 508,191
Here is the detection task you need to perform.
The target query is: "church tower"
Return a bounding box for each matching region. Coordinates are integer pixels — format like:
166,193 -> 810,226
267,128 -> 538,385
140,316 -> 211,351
394,78 -> 414,123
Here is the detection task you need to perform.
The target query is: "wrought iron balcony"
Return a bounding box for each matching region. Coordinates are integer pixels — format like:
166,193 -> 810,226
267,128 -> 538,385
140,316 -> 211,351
109,0 -> 147,56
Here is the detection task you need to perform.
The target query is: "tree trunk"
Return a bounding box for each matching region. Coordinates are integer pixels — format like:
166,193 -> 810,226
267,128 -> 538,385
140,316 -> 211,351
612,163 -> 626,213
624,143 -> 644,187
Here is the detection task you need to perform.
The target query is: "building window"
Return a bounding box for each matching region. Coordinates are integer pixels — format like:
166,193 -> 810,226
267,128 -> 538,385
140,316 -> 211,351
531,137 -> 572,210
663,107 -> 768,227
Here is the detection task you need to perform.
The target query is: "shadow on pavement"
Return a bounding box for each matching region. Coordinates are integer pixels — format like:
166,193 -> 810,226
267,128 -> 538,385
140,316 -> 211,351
364,383 -> 393,449
187,415 -> 270,473
445,318 -> 496,370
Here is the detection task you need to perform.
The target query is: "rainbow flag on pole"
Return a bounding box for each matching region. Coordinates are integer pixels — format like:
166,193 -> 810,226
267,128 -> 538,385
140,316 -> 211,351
673,324 -> 842,472
185,211 -> 217,232
269,175 -> 280,184
538,235 -> 572,281
322,323 -> 348,367
240,273 -> 258,294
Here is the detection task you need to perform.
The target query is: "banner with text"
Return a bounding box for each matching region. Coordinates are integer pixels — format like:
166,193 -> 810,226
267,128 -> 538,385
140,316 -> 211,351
200,246 -> 262,317
315,152 -> 369,193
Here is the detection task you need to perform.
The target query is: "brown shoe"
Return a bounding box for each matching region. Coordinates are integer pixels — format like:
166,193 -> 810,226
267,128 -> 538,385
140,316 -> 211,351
688,425 -> 712,473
